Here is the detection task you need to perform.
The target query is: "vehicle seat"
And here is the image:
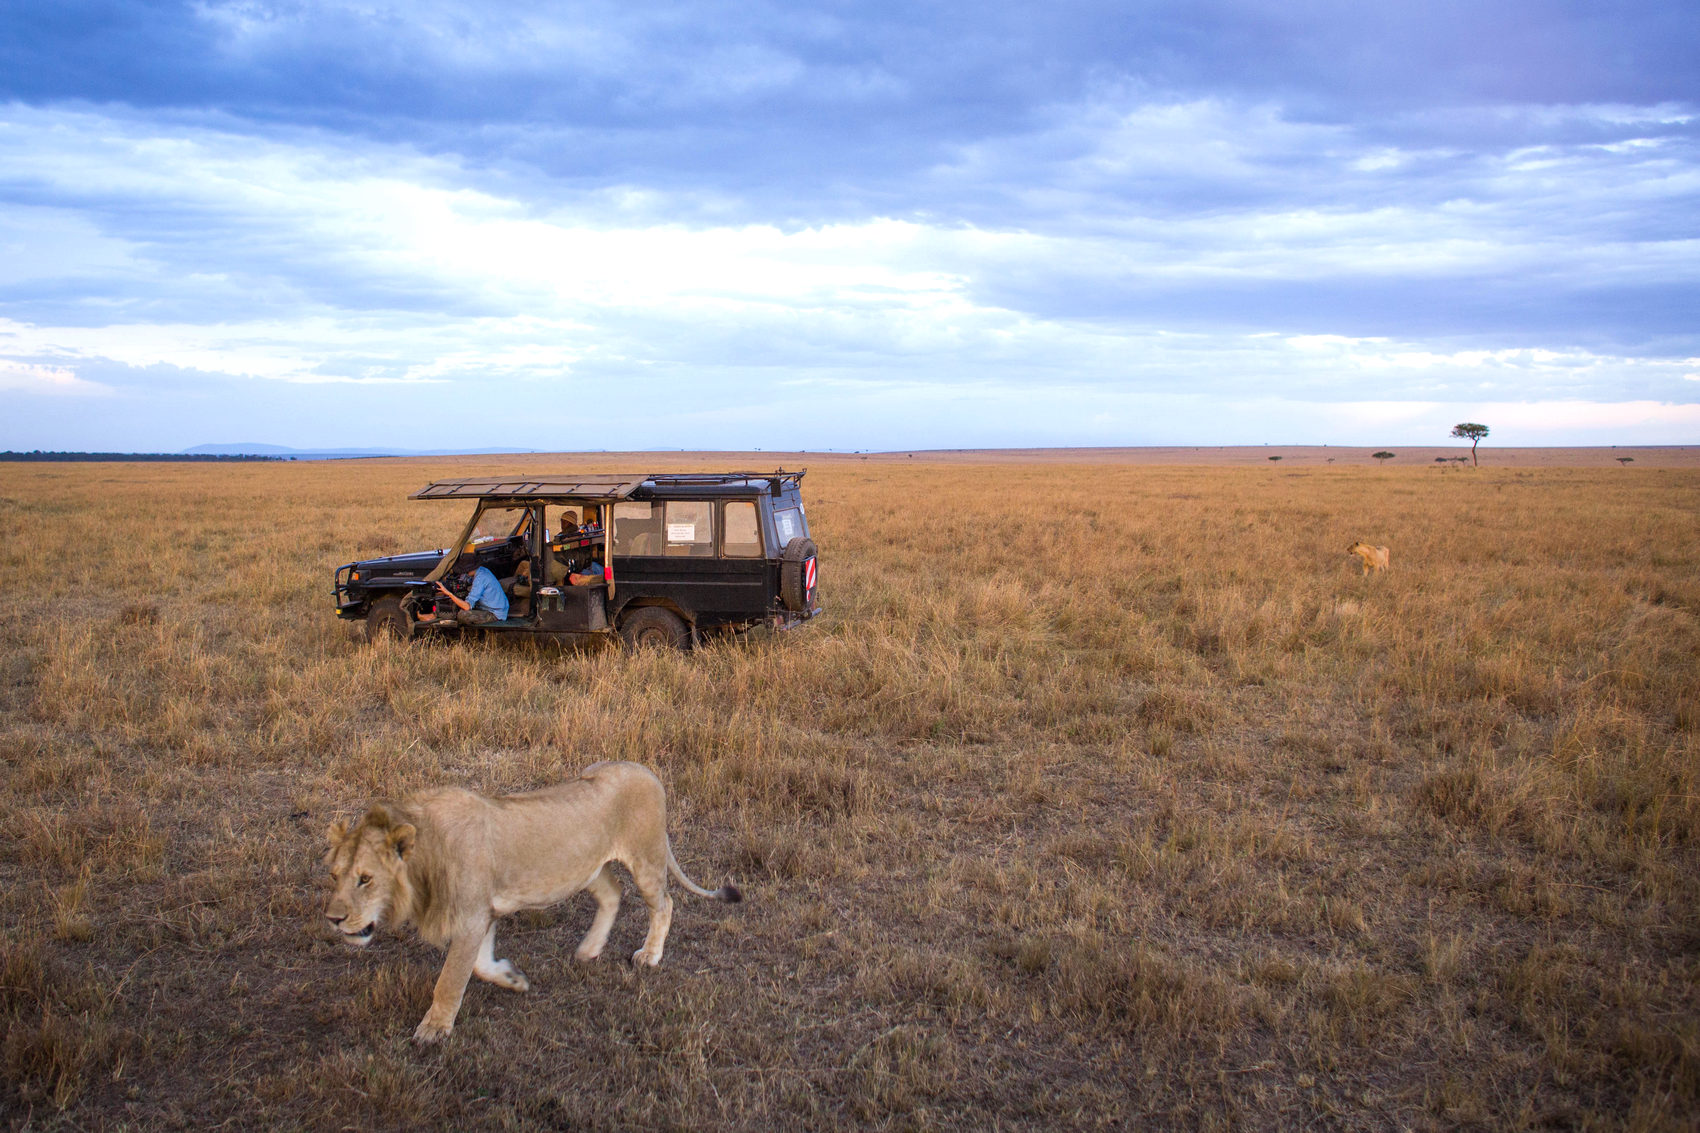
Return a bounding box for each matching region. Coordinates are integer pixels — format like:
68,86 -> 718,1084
615,519 -> 660,556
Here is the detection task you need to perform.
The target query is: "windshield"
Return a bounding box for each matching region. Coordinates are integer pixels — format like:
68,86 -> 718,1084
468,506 -> 530,546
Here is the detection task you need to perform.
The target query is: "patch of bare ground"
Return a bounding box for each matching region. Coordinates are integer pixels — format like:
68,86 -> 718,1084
1,457 -> 1696,1129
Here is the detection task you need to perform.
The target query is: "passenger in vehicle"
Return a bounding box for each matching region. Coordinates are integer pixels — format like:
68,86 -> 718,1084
513,549 -> 571,595
419,555 -> 508,625
514,507 -> 600,600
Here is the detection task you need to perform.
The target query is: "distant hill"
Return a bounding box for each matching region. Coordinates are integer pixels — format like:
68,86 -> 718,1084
183,443 -> 327,456
182,443 -> 541,460
1,450 -> 279,463
182,443 -> 402,458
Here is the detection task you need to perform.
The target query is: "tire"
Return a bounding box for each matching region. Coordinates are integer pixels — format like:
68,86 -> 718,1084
779,537 -> 818,612
620,606 -> 690,651
364,597 -> 413,643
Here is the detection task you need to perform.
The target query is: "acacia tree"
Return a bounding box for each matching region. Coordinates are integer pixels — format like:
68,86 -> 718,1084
1451,422 -> 1489,465
1373,451 -> 1395,461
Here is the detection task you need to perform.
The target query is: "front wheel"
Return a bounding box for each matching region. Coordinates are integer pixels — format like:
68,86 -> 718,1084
364,597 -> 413,643
619,607 -> 689,651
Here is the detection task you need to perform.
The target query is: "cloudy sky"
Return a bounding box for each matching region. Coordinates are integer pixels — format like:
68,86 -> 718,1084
2,0 -> 1697,452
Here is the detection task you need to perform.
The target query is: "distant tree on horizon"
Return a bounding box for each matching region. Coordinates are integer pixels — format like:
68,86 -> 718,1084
1451,422 -> 1489,465
1373,451 -> 1395,461
1617,456 -> 1634,465
1268,455 -> 1282,461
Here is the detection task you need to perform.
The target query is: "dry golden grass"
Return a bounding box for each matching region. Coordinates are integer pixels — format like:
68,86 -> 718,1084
1,455 -> 1697,1129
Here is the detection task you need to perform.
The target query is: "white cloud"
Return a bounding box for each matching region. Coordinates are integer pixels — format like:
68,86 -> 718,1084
4,100 -> 1694,331
1319,400 -> 1441,427
0,315 -> 576,385
0,359 -> 109,395
1468,400 -> 1700,432
0,100 -> 1696,449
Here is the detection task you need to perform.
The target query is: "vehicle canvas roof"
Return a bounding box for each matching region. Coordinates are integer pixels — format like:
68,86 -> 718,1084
409,470 -> 804,503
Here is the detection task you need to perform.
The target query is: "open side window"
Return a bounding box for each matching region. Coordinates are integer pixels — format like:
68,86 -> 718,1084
613,501 -> 663,556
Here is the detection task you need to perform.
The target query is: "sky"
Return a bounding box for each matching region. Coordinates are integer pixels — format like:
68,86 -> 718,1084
1,0 -> 1697,452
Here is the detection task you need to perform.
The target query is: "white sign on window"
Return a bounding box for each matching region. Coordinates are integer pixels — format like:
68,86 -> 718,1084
667,523 -> 697,543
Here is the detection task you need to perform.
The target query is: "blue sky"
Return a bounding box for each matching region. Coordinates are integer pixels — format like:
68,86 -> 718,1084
2,0 -> 1696,451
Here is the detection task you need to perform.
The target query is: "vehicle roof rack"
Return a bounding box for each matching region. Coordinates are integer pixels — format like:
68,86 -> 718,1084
409,470 -> 805,502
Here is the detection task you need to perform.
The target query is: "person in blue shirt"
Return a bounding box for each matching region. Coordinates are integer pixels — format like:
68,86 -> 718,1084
423,555 -> 508,625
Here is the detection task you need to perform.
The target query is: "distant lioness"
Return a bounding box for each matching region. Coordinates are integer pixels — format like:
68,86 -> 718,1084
1347,541 -> 1390,575
323,761 -> 741,1044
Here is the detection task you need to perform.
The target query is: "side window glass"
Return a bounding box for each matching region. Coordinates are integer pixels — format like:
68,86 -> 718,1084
774,507 -> 801,547
664,501 -> 714,557
722,502 -> 761,558
613,502 -> 662,555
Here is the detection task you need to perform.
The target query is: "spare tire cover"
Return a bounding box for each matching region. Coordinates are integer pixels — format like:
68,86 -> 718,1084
779,537 -> 818,612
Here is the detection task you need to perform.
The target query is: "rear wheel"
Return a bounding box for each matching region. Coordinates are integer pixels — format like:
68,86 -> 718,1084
364,597 -> 413,643
620,606 -> 689,651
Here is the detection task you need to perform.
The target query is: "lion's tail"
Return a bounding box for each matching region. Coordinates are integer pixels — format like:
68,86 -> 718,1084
666,839 -> 743,903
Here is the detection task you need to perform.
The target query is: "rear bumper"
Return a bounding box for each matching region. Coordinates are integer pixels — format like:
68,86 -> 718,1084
771,602 -> 823,630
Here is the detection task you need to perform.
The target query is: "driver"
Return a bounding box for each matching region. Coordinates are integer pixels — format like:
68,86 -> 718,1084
418,554 -> 508,625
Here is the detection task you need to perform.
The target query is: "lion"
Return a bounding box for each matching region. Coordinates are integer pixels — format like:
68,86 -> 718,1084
322,760 -> 741,1043
1347,541 -> 1390,575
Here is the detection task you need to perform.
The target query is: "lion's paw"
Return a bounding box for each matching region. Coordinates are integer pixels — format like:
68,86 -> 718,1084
631,947 -> 663,967
413,1016 -> 453,1045
477,959 -> 530,992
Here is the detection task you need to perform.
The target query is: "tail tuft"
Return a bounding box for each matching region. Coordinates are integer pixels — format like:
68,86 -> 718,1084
718,884 -> 743,904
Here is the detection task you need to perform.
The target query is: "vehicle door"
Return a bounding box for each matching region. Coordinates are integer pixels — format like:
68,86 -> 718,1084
533,503 -> 608,632
706,499 -> 769,619
611,498 -> 760,624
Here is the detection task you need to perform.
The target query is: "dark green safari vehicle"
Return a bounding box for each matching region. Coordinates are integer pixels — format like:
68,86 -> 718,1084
332,472 -> 821,649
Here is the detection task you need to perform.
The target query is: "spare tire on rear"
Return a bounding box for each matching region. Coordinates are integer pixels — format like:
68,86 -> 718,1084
779,537 -> 818,612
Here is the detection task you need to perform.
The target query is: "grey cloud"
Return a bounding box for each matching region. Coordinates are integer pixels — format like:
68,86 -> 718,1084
7,2 -> 1697,184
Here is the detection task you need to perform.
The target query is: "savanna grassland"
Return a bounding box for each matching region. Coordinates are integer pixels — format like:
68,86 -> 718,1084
1,454 -> 1697,1131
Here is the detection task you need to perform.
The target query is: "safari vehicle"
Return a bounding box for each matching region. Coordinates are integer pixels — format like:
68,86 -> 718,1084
332,472 -> 820,649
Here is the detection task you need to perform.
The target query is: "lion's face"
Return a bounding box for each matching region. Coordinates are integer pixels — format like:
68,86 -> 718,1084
324,810 -> 416,948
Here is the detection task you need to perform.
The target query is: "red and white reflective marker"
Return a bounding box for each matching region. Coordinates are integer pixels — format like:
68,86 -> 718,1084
804,557 -> 817,594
